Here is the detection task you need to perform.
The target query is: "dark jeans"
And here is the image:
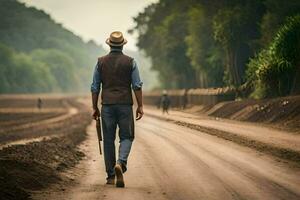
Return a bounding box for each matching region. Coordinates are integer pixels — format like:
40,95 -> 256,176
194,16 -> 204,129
101,104 -> 134,179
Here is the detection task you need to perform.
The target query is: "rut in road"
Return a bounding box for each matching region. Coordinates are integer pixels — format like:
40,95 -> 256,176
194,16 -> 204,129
34,116 -> 300,200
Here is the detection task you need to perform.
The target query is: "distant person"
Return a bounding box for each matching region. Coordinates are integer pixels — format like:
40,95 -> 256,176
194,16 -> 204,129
91,31 -> 143,188
160,90 -> 170,114
37,98 -> 42,109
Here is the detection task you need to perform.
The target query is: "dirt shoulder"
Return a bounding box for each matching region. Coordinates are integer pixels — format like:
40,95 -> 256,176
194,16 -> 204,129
0,96 -> 91,200
184,95 -> 300,133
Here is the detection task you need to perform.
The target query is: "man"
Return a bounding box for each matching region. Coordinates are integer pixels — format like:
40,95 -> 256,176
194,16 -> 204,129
37,98 -> 42,110
91,31 -> 143,188
160,90 -> 170,114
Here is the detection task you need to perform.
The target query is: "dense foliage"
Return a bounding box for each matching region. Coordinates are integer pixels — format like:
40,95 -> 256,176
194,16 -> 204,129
0,0 -> 105,93
130,0 -> 300,97
0,44 -> 55,93
247,15 -> 300,98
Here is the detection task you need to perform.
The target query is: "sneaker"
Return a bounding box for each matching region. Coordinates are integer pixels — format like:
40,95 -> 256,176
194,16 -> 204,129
106,177 -> 115,185
114,164 -> 125,188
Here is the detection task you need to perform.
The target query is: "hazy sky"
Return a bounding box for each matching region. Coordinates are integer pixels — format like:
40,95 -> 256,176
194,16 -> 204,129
19,0 -> 157,50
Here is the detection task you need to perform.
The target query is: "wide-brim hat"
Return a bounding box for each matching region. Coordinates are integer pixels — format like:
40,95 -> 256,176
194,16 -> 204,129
106,31 -> 127,46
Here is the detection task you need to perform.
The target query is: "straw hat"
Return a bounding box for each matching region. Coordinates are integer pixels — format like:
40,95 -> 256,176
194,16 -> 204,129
106,31 -> 127,46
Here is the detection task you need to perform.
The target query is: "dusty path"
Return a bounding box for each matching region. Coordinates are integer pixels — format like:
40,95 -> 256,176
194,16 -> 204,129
33,114 -> 300,200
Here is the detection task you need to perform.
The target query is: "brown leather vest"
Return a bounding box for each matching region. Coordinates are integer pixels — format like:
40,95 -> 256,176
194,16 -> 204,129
98,51 -> 133,105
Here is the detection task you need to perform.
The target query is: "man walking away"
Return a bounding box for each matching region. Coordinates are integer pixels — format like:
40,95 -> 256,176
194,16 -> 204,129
37,98 -> 42,110
91,31 -> 144,188
161,90 -> 170,114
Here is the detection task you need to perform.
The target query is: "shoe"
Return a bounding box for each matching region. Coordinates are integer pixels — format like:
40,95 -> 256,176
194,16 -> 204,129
114,164 -> 125,188
106,177 -> 115,185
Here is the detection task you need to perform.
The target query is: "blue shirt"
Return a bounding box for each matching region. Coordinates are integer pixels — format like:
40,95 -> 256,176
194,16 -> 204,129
91,49 -> 143,93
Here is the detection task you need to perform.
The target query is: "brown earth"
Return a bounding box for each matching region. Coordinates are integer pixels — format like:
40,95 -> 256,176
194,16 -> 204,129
32,113 -> 300,200
1,95 -> 300,200
0,95 -> 92,200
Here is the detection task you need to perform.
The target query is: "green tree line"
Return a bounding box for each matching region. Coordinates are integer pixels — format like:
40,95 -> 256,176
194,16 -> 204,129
130,0 -> 300,98
0,0 -> 105,93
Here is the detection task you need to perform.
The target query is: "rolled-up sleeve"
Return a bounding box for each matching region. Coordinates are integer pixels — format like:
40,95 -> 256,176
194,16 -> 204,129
90,62 -> 101,93
131,60 -> 143,90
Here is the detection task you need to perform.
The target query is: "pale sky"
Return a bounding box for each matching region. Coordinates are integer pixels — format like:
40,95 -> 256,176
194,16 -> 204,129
19,0 -> 157,51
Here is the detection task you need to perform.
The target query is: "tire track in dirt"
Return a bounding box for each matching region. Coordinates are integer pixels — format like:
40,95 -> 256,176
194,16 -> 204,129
146,112 -> 300,164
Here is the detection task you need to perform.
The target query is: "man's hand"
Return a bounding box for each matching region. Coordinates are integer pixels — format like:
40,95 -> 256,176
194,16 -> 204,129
92,107 -> 100,120
136,106 -> 144,120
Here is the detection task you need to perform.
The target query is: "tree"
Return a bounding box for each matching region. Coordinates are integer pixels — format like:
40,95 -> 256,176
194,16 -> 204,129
0,0 -> 105,93
213,1 -> 264,86
31,49 -> 78,92
0,43 -> 55,93
130,0 -> 298,98
247,15 -> 300,97
130,0 -> 197,89
260,0 -> 300,47
186,6 -> 224,88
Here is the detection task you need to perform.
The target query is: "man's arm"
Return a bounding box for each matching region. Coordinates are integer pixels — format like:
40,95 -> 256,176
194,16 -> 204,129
134,89 -> 143,120
132,60 -> 144,120
91,62 -> 101,119
92,92 -> 100,119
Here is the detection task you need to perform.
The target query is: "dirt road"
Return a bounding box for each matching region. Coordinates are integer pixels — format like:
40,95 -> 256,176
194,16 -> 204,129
33,113 -> 300,200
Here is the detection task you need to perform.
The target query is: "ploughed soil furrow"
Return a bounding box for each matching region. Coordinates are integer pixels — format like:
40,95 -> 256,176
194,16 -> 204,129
0,96 -> 92,200
0,98 -> 67,109
0,112 -> 65,128
0,97 -> 80,145
0,111 -> 86,145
